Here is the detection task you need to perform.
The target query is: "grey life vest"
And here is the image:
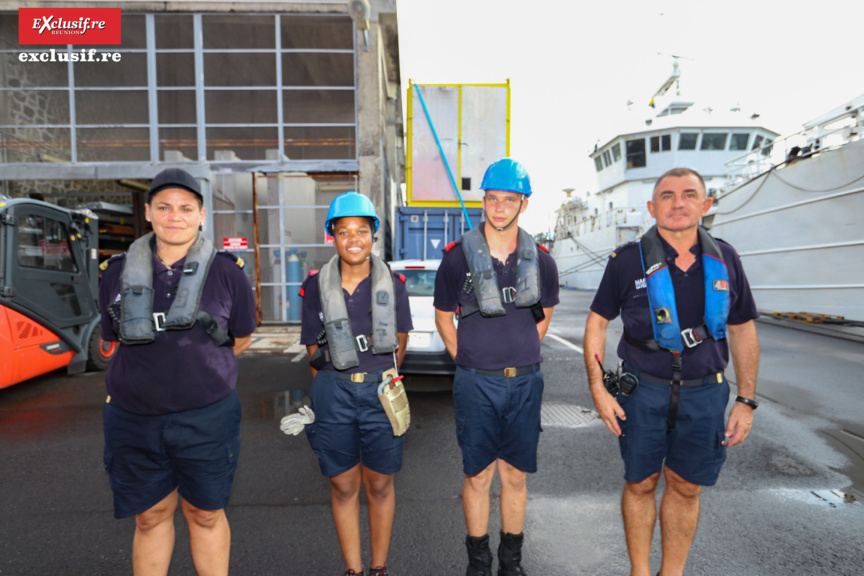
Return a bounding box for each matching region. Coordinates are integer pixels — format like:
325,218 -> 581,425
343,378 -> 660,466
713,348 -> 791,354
118,231 -> 228,346
460,226 -> 541,318
318,254 -> 399,370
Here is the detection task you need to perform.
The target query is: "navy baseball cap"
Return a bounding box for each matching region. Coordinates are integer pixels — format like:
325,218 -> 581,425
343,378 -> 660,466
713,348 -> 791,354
147,168 -> 202,203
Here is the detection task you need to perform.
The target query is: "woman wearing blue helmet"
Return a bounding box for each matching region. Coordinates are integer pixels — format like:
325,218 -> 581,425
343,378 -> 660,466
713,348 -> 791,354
283,191 -> 413,576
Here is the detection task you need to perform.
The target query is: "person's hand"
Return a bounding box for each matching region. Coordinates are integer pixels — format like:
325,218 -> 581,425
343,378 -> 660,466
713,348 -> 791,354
591,388 -> 626,437
280,406 -> 315,436
724,402 -> 753,447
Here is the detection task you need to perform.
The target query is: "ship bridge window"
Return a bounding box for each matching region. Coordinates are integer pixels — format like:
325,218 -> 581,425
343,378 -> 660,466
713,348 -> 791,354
650,134 -> 671,152
602,150 -> 612,167
752,135 -> 764,150
730,133 -> 750,151
625,138 -> 646,168
611,143 -> 621,162
701,133 -> 728,150
679,133 -> 698,150
594,156 -> 604,172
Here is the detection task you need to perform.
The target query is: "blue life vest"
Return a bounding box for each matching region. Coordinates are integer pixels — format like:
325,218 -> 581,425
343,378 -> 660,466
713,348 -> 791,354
639,225 -> 730,353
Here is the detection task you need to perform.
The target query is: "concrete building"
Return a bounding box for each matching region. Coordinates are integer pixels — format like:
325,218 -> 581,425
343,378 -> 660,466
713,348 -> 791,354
0,0 -> 404,323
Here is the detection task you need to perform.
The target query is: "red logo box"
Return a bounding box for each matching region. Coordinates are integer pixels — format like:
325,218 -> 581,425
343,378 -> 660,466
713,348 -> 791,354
19,8 -> 121,45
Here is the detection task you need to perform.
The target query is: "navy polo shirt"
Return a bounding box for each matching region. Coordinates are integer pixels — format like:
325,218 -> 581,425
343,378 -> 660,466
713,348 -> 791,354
590,234 -> 759,379
433,234 -> 560,371
99,248 -> 257,416
299,261 -> 413,374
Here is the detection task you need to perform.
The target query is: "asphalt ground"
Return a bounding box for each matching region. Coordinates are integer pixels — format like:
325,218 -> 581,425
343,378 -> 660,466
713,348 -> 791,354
1,290 -> 863,575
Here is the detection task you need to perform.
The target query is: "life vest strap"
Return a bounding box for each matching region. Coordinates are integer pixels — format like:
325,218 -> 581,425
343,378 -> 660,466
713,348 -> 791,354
458,286 -> 544,323
623,324 -> 713,352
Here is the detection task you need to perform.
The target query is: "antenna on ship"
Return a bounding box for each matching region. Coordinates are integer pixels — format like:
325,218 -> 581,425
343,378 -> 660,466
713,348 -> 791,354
649,53 -> 694,109
651,54 -> 682,101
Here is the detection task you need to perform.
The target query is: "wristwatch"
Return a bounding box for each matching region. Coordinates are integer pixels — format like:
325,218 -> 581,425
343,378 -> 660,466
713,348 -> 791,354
735,396 -> 759,410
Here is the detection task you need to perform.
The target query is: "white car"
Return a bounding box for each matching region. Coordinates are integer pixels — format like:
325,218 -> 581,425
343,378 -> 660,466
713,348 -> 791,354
388,259 -> 456,377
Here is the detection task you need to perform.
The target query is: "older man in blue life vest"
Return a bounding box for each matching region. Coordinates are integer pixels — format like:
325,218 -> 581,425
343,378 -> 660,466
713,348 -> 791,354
435,158 -> 559,576
584,167 -> 760,576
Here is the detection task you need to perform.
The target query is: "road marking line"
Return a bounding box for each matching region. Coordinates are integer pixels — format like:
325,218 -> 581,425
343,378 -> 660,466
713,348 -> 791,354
545,333 -> 584,354
291,352 -> 306,363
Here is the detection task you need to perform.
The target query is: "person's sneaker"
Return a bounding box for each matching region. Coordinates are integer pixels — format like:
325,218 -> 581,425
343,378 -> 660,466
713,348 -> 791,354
344,570 -> 363,576
369,567 -> 389,576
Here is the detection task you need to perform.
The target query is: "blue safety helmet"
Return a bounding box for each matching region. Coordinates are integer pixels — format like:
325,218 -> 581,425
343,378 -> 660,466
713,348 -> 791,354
479,158 -> 532,197
324,191 -> 380,235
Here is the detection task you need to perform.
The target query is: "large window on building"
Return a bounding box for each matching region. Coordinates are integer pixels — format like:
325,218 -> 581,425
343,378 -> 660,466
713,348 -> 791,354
0,12 -> 357,165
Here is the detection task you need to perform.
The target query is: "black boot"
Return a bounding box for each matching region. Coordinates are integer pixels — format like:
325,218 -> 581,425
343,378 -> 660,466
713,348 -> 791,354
465,534 -> 493,576
497,531 -> 526,576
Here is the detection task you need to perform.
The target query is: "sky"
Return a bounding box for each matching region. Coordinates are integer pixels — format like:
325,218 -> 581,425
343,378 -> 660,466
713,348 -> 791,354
396,0 -> 864,233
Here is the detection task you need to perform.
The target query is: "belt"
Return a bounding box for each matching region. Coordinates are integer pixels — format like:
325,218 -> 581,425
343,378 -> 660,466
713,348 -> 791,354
326,370 -> 383,384
469,364 -> 540,378
623,363 -> 723,387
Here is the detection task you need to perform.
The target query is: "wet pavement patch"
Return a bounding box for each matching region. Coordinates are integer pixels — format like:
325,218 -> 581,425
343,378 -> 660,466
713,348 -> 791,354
777,489 -> 860,508
820,424 -> 864,502
769,451 -> 815,477
541,402 -> 597,427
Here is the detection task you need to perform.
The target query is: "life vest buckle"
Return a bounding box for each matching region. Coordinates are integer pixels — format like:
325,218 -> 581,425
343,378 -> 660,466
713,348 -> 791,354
681,327 -> 701,348
153,312 -> 166,332
356,334 -> 369,352
502,286 -> 517,304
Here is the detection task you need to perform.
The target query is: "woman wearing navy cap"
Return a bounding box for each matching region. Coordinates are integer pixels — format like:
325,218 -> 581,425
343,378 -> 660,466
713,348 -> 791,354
283,191 -> 412,576
99,167 -> 256,576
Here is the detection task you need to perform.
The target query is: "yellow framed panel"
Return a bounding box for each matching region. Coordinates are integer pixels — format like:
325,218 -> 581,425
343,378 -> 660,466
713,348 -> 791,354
406,80 -> 510,207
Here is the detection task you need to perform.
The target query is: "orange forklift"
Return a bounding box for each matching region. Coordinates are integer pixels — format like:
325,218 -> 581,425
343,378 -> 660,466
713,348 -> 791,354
0,197 -> 116,389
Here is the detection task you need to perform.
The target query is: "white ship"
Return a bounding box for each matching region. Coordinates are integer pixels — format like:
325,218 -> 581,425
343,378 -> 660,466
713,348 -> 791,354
551,59 -> 778,289
707,94 -> 864,322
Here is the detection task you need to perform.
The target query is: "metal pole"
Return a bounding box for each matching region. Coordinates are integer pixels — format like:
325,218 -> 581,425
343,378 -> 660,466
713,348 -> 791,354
252,172 -> 262,326
422,209 -> 428,261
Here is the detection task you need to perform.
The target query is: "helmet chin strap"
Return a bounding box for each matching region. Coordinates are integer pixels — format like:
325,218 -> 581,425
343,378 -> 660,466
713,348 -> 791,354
487,198 -> 523,232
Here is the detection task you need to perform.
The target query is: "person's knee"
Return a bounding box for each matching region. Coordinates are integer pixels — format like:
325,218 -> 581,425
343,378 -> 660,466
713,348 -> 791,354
497,462 -> 527,492
136,492 -> 178,532
465,464 -> 496,493
664,468 -> 702,499
182,502 -> 225,529
625,471 -> 661,497
330,471 -> 362,501
364,474 -> 394,502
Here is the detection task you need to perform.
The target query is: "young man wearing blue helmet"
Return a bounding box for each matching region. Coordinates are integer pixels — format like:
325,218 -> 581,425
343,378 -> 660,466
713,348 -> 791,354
284,191 -> 412,576
434,159 -> 560,576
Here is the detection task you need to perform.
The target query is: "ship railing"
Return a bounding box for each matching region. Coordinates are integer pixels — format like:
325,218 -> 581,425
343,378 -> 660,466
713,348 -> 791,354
724,99 -> 864,190
604,206 -> 643,228
615,206 -> 643,227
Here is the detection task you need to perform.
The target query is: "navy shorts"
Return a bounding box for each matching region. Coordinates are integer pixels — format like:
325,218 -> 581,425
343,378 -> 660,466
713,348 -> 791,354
617,369 -> 729,486
453,366 -> 544,476
305,369 -> 404,478
103,390 -> 241,519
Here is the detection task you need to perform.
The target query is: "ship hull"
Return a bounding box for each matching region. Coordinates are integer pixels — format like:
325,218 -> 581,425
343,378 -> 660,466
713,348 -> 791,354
708,138 -> 864,321
551,225 -> 639,290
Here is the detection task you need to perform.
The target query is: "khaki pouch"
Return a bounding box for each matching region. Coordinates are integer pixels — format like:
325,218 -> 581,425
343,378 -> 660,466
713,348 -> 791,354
378,368 -> 410,436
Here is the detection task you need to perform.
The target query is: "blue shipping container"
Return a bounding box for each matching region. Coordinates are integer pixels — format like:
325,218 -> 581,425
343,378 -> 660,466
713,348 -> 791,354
394,207 -> 484,261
